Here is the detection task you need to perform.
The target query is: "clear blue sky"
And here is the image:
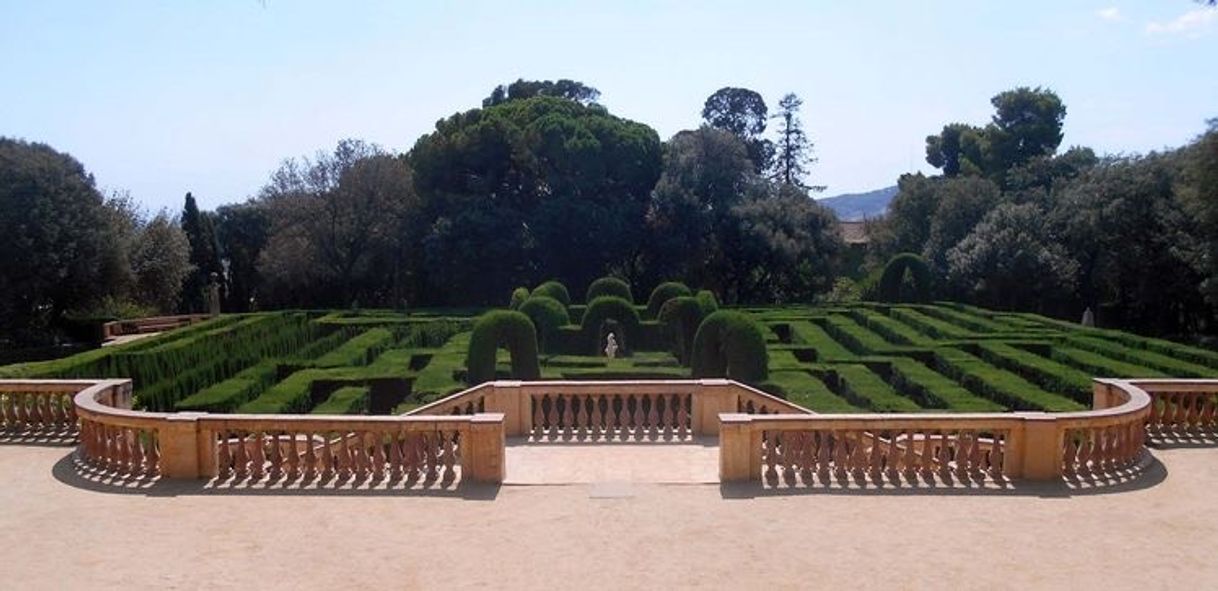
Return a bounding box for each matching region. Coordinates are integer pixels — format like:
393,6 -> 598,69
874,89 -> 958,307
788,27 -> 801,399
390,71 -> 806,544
2,1 -> 1215,212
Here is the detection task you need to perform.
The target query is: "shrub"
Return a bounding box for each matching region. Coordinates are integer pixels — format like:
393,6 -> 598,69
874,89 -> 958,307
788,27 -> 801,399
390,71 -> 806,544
586,276 -> 633,304
581,296 -> 641,355
658,296 -> 703,365
831,364 -> 921,412
532,280 -> 571,307
311,386 -> 370,414
518,295 -> 571,351
695,290 -> 719,315
509,287 -> 530,310
175,362 -> 278,412
645,282 -> 692,319
466,310 -> 541,384
691,310 -> 769,382
877,253 -> 933,303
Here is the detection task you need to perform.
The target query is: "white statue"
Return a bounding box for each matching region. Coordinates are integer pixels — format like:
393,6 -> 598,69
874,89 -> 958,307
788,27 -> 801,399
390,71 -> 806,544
604,332 -> 619,359
1081,307 -> 1095,327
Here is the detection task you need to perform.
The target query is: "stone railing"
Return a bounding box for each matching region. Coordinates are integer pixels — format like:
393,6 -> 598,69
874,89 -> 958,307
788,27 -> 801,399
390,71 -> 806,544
407,379 -> 810,442
1132,379 -> 1218,440
68,379 -> 505,485
101,314 -> 212,340
719,378 -> 1153,485
1,380 -> 122,442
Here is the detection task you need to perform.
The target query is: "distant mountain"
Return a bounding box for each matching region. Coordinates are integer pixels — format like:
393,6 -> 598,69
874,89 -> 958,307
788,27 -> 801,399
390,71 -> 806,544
817,185 -> 898,221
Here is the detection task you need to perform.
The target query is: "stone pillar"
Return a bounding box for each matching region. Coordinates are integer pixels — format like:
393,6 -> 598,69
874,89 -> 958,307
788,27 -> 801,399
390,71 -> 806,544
159,413 -> 204,479
484,382 -> 524,437
694,379 -> 737,436
1016,415 -> 1064,480
464,413 -> 506,483
1092,380 -> 1118,410
719,413 -> 754,482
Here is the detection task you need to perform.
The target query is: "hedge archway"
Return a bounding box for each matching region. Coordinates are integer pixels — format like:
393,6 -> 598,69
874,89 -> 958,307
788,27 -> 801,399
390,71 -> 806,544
878,253 -> 934,303
517,295 -> 570,352
586,276 -> 633,304
690,310 -> 769,383
695,290 -> 720,315
466,311 -> 541,385
645,281 -> 692,319
581,296 -> 641,355
658,296 -> 703,365
532,280 -> 571,307
509,287 -> 530,310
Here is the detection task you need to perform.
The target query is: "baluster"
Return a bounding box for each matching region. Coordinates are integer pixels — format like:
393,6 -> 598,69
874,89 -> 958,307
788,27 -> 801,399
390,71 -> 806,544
371,432 -> 386,482
882,431 -> 900,481
632,396 -> 646,440
14,393 -> 29,429
1200,395 -> 1216,434
146,430 -> 160,475
268,431 -> 284,480
284,432 -> 299,480
785,431 -> 803,481
661,395 -> 674,440
590,396 -> 604,441
763,432 -> 778,481
573,395 -> 587,440
1063,432 -> 1079,476
953,431 -> 971,479
251,432 -> 267,480
532,396 -> 545,440
676,394 -> 689,440
301,433 -> 316,480
234,431 -> 250,478
544,395 -> 558,440
131,428 -> 146,475
216,430 -> 232,478
442,431 -> 456,478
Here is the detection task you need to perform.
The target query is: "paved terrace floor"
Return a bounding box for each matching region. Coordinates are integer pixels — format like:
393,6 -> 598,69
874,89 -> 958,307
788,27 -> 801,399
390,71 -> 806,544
3,442 -> 1218,590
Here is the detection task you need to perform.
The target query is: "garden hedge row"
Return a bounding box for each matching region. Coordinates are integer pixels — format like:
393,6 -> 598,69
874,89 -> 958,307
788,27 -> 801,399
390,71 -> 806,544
645,282 -> 692,319
466,311 -> 541,384
174,362 -> 279,412
509,287 -> 530,310
581,296 -> 641,355
586,277 -> 633,304
518,296 -> 570,352
973,342 -> 1093,403
311,386 -> 371,415
657,296 -> 703,365
762,370 -> 860,412
932,348 -> 1084,412
830,364 -> 922,412
532,280 -> 571,306
886,358 -> 1004,412
789,320 -> 855,361
691,310 -> 769,383
889,307 -> 971,340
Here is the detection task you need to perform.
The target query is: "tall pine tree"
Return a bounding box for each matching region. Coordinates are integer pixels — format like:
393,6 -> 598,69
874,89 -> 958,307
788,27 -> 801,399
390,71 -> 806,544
180,192 -> 223,313
770,93 -> 824,192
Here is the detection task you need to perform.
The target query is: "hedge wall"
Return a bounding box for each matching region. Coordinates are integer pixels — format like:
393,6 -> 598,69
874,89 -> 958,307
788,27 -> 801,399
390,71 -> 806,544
509,287 -> 530,310
691,310 -> 769,383
645,282 -> 692,319
532,280 -> 572,307
518,296 -> 570,352
586,277 -> 633,304
581,296 -> 642,355
466,311 -> 541,384
658,296 -> 703,365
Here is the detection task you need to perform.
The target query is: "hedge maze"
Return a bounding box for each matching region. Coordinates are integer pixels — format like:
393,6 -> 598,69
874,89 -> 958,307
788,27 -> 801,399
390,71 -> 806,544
5,278 -> 1217,418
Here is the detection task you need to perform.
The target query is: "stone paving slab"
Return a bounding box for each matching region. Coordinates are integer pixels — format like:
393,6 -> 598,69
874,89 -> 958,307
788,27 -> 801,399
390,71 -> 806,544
505,437 -> 719,484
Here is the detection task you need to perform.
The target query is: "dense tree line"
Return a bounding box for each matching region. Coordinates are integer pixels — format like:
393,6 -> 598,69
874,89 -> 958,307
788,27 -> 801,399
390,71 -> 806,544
870,87 -> 1218,338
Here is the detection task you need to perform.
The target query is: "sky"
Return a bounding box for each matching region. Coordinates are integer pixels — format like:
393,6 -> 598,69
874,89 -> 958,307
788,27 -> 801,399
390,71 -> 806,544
1,1 -> 1216,212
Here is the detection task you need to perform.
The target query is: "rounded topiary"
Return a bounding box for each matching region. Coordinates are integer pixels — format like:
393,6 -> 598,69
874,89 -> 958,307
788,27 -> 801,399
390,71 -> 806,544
645,281 -> 692,319
658,296 -> 703,365
691,310 -> 769,383
517,295 -> 570,350
877,253 -> 933,303
466,310 -> 541,385
586,276 -> 633,305
581,295 -> 641,355
532,280 -> 571,307
509,287 -> 530,310
695,290 -> 719,316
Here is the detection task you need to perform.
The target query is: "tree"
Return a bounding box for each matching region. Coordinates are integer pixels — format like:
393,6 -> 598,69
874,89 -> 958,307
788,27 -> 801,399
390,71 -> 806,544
180,193 -> 222,312
0,138 -> 128,343
947,203 -> 1078,311
702,87 -> 773,173
1182,120 -> 1218,305
922,176 -> 1003,273
257,140 -> 417,307
130,211 -> 192,313
214,202 -> 270,311
411,97 -> 661,304
770,93 -> 822,191
925,123 -> 989,177
482,79 -> 601,107
987,87 -> 1067,173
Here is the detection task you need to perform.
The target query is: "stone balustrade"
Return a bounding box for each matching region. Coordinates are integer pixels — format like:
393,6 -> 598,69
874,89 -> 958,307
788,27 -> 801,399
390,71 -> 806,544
69,379 -> 505,485
719,378 -> 1153,485
1,380 -> 110,442
1130,379 -> 1218,440
101,314 -> 212,340
407,379 -> 809,442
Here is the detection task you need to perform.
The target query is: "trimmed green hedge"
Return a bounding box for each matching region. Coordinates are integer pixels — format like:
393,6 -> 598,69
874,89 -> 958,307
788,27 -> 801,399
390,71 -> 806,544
695,290 -> 719,316
586,277 -> 633,304
174,362 -> 279,412
532,280 -> 571,307
311,386 -> 370,414
1065,335 -> 1218,378
918,304 -> 1007,333
889,307 -> 971,339
821,314 -> 902,356
974,342 -> 1093,403
313,328 -> 395,368
849,308 -> 931,346
691,310 -> 769,382
518,296 -> 570,351
581,296 -> 642,355
790,320 -> 855,361
933,348 -> 1084,412
763,370 -> 860,412
887,358 -> 1004,412
658,296 -> 703,365
509,287 -> 530,310
466,310 -> 541,384
645,282 -> 692,319
877,253 -> 933,303
831,364 -> 922,412
1050,346 -> 1167,379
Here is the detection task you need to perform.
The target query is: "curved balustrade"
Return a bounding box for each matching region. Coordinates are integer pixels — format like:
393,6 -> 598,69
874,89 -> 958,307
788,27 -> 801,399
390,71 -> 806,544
1,380 -> 104,442
1130,379 -> 1218,440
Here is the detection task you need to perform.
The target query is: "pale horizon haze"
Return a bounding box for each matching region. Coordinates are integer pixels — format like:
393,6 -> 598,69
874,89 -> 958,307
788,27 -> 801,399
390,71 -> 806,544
2,1 -> 1215,212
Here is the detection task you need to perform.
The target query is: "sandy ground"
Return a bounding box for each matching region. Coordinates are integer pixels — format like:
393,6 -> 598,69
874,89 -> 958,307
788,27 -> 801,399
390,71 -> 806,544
1,443 -> 1216,590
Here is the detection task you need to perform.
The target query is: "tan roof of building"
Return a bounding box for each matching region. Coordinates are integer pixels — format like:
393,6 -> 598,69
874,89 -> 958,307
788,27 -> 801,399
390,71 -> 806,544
839,220 -> 869,244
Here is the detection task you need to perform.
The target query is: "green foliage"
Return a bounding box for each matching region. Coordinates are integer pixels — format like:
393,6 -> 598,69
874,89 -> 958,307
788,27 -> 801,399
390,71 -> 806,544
586,277 -> 633,304
877,253 -> 933,303
466,310 -> 541,384
658,296 -> 703,365
580,296 -> 641,354
887,358 -> 1004,412
645,282 -> 692,319
762,371 -> 858,412
509,287 -> 530,310
889,307 -> 970,339
973,342 -> 1093,403
691,310 -> 769,382
702,87 -> 772,173
531,280 -> 571,306
311,386 -> 370,415
831,364 -> 921,412
695,290 -> 719,315
518,295 -> 570,350
933,348 -> 1084,412
312,328 -> 395,368
175,362 -> 278,412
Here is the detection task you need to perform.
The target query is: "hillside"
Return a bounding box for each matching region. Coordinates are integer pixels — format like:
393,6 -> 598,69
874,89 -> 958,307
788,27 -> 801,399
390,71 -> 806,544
818,185 -> 897,221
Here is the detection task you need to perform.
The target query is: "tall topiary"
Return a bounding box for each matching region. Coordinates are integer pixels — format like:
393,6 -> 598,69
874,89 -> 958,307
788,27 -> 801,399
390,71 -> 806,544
586,276 -> 633,304
658,296 -> 703,365
532,280 -> 571,307
877,253 -> 934,303
581,295 -> 641,355
695,290 -> 720,316
691,310 -> 769,383
645,281 -> 692,319
509,287 -> 530,310
517,295 -> 570,351
466,310 -> 541,385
